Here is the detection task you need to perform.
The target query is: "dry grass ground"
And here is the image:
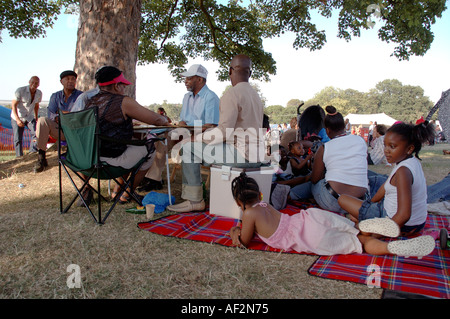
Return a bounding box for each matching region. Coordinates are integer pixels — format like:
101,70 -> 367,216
0,143 -> 448,299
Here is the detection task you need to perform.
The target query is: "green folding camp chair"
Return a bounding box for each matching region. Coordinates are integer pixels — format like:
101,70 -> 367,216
58,107 -> 160,224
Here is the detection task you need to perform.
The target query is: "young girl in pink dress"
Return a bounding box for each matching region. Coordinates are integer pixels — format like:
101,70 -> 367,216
228,172 -> 435,257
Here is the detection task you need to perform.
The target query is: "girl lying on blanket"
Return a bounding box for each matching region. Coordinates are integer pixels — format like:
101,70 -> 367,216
338,121 -> 435,237
228,172 -> 435,257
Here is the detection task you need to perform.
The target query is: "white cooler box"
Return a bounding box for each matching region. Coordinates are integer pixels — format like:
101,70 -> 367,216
209,165 -> 273,220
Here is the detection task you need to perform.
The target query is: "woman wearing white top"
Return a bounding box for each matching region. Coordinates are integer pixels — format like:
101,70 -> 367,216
290,105 -> 369,214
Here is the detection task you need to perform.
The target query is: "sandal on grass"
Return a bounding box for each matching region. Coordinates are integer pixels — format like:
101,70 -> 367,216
118,195 -> 131,205
111,191 -> 130,204
112,189 -> 143,205
111,191 -> 119,200
118,193 -> 144,205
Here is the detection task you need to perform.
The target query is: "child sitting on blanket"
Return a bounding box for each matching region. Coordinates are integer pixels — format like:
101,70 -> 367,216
273,142 -> 313,183
228,172 -> 435,257
272,145 -> 290,181
339,121 -> 435,236
287,141 -> 313,177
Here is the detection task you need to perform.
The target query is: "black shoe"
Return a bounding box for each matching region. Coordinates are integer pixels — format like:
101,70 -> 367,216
137,179 -> 163,192
33,159 -> 48,173
76,188 -> 93,207
138,177 -> 152,187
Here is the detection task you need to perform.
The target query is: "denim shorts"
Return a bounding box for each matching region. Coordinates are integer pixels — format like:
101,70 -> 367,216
358,198 -> 387,222
311,179 -> 346,214
358,198 -> 426,234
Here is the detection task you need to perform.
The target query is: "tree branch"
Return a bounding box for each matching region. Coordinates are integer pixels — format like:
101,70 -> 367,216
158,0 -> 179,52
198,0 -> 232,59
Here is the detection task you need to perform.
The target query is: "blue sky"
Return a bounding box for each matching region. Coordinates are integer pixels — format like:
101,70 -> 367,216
0,4 -> 449,108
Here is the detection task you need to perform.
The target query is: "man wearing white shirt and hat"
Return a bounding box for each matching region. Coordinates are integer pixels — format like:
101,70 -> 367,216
178,64 -> 220,128
167,54 -> 265,213
139,64 -> 220,192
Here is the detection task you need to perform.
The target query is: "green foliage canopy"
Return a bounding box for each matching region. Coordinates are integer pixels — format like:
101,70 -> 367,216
0,0 -> 62,41
0,0 -> 447,82
139,0 -> 447,81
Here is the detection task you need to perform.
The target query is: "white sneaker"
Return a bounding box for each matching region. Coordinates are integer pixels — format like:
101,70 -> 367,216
167,200 -> 205,213
359,217 -> 400,237
387,235 -> 436,259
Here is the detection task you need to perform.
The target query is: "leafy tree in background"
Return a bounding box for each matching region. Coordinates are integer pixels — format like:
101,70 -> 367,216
145,79 -> 436,124
373,79 -> 434,122
298,79 -> 434,123
0,0 -> 447,98
340,89 -> 368,113
148,101 -> 182,122
0,0 -> 60,41
286,99 -> 302,109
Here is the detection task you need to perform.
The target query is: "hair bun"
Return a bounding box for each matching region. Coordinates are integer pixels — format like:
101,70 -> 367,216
325,105 -> 337,115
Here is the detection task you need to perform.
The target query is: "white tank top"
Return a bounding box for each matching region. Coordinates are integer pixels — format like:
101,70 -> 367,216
383,157 -> 427,226
323,134 -> 368,189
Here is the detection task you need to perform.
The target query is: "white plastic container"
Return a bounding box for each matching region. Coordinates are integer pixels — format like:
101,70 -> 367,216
209,165 -> 274,219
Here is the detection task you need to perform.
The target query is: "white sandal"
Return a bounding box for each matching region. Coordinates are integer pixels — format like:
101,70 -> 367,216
387,235 -> 436,259
358,217 -> 400,237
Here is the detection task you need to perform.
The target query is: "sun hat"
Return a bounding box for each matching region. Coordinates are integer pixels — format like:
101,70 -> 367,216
95,66 -> 132,86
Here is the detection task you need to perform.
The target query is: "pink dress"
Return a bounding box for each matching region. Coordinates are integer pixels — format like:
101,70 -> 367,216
256,203 -> 363,255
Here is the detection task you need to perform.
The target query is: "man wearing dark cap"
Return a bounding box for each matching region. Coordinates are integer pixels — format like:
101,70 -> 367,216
34,70 -> 83,173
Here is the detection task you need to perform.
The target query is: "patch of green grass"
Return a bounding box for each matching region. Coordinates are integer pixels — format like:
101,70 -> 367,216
0,151 -> 15,162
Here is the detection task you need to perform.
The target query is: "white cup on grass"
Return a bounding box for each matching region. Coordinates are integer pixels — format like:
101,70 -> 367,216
146,204 -> 155,219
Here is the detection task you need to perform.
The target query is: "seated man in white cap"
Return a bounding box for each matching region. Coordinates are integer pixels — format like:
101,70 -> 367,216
138,64 -> 220,192
178,64 -> 220,128
167,54 -> 265,213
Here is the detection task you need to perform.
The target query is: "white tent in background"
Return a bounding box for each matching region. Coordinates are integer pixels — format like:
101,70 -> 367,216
344,113 -> 397,126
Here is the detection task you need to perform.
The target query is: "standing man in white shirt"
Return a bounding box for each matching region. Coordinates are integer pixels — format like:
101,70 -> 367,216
10,76 -> 42,157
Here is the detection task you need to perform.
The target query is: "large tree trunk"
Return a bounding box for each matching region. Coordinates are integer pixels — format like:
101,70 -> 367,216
74,0 -> 142,98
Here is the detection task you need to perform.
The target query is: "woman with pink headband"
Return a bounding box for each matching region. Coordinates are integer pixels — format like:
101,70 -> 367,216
83,66 -> 170,204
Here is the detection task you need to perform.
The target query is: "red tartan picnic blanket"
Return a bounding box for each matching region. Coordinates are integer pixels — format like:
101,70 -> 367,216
137,203 -> 450,299
308,213 -> 450,299
137,203 -> 314,253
